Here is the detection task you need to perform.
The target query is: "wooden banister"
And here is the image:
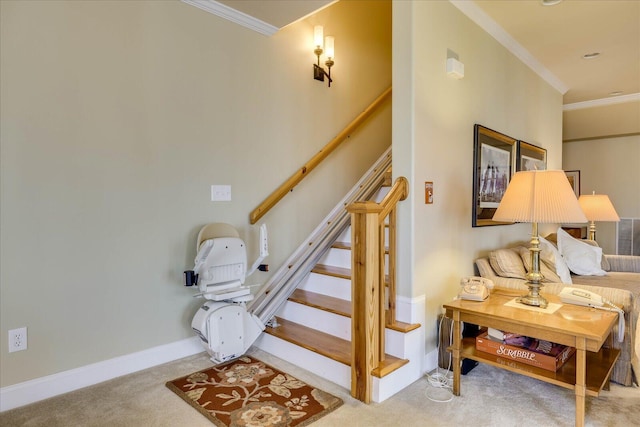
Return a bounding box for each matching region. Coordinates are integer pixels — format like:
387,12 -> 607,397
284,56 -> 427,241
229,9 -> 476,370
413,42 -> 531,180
250,87 -> 392,224
347,176 -> 408,403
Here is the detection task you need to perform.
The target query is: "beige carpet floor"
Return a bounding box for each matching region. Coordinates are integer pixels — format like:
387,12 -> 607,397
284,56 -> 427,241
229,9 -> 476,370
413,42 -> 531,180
1,347 -> 638,426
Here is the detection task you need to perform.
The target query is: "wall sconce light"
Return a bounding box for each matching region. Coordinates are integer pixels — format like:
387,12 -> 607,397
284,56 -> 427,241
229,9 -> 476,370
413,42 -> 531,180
313,25 -> 334,87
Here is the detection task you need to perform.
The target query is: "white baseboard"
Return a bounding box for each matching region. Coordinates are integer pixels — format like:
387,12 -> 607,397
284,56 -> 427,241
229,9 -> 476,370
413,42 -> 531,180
0,336 -> 203,412
424,347 -> 439,373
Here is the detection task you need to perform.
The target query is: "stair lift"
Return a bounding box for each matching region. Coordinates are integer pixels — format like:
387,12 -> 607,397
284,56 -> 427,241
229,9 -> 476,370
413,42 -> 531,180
184,223 -> 268,364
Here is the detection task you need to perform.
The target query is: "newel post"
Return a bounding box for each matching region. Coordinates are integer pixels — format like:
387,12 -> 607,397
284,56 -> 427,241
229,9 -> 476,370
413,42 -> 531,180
346,201 -> 383,404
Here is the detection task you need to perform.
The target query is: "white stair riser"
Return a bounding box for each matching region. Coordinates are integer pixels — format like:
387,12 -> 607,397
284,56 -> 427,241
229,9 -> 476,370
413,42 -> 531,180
385,328 -> 420,359
319,248 -> 389,272
318,247 -> 351,269
299,272 -> 351,300
336,227 -> 351,244
373,361 -> 419,403
254,331 -> 420,404
276,301 -> 418,356
254,334 -> 351,390
276,301 -> 351,340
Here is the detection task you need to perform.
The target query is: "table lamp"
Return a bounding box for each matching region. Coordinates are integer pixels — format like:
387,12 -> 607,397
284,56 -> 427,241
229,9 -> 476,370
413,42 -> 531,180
493,170 -> 587,308
578,192 -> 620,241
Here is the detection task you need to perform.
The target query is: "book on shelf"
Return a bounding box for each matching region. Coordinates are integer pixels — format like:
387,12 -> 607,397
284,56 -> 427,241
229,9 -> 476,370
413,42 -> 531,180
476,330 -> 576,371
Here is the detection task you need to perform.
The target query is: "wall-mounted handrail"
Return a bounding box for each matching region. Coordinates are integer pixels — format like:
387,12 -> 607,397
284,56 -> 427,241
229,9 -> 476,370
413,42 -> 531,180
249,87 -> 392,224
346,176 -> 408,403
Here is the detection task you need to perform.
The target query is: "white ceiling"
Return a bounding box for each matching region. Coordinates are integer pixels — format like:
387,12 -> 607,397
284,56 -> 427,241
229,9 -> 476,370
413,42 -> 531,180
473,0 -> 639,106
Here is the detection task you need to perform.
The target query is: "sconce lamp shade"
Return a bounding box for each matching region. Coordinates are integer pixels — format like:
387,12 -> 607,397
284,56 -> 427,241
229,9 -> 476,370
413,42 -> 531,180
314,25 -> 323,48
325,36 -> 335,59
493,170 -> 587,224
578,194 -> 620,222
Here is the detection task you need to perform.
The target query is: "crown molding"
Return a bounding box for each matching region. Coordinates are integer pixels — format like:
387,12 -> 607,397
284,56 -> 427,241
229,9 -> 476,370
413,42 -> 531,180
563,93 -> 640,111
182,0 -> 278,36
449,0 -> 569,95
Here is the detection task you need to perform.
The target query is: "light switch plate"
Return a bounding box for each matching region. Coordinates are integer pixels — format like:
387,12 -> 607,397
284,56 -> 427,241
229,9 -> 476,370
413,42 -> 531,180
211,185 -> 231,201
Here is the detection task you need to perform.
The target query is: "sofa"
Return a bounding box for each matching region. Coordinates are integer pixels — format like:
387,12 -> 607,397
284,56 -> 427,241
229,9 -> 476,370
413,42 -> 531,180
475,229 -> 640,386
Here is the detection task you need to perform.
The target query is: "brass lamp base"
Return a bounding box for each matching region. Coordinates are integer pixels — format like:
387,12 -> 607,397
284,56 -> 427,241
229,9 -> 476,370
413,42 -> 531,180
517,289 -> 548,308
517,222 -> 548,309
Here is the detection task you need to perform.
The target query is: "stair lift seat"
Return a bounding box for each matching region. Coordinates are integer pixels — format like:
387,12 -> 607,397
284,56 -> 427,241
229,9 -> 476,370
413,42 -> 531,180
187,223 -> 266,364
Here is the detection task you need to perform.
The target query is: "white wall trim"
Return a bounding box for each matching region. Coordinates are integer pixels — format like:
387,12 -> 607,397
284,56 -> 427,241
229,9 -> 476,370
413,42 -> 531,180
396,294 -> 426,325
181,0 -> 278,36
563,93 -> 640,111
449,0 -> 569,95
0,336 -> 203,412
424,347 -> 439,374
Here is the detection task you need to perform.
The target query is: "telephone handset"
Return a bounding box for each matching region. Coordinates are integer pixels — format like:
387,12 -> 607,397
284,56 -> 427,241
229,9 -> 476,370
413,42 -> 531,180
559,287 -> 625,342
559,287 -> 604,307
459,277 -> 494,301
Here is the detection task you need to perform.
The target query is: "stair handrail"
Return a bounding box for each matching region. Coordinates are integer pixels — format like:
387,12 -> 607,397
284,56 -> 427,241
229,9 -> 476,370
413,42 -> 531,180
346,176 -> 408,403
249,87 -> 392,225
249,147 -> 393,325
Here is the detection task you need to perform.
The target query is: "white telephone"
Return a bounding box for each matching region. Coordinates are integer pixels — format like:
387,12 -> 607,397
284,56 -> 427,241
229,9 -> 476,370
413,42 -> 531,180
559,287 -> 604,307
459,277 -> 494,301
559,287 -> 625,342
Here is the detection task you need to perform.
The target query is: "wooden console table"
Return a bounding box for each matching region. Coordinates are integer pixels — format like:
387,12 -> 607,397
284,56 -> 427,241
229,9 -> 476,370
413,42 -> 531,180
444,293 -> 620,427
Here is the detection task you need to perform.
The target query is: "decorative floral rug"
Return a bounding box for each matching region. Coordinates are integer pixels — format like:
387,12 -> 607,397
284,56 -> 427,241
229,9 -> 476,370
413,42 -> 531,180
166,356 -> 343,427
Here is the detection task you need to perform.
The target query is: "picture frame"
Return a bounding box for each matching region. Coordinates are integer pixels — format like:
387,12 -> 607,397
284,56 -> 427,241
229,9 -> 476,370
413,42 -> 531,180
565,170 -> 581,198
517,141 -> 546,171
472,124 -> 516,227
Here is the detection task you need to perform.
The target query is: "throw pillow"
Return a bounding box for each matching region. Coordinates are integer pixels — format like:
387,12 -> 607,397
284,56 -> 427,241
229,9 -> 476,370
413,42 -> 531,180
489,248 -> 527,279
517,246 -> 562,283
538,235 -> 572,284
581,239 -> 611,271
544,233 -> 558,245
556,228 -> 606,276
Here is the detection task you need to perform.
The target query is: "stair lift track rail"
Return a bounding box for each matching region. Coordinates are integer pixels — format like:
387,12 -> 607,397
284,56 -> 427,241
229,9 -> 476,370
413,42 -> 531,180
249,147 -> 393,325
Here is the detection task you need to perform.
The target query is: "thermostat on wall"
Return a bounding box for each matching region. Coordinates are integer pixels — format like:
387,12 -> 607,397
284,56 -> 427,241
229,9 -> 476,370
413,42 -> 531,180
446,58 -> 464,79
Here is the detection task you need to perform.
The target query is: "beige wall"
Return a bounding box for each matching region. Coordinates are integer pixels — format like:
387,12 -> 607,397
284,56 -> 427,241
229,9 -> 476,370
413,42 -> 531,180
563,100 -> 640,142
563,135 -> 640,254
0,0 -> 391,387
393,1 -> 564,355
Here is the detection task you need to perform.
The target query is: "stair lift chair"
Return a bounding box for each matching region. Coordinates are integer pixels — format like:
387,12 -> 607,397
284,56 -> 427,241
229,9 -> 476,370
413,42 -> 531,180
186,223 -> 266,364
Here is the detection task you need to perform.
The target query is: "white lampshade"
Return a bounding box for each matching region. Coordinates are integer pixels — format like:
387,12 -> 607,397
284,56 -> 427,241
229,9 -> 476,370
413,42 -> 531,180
578,193 -> 620,222
493,170 -> 587,309
325,36 -> 335,59
493,170 -> 587,224
314,25 -> 323,48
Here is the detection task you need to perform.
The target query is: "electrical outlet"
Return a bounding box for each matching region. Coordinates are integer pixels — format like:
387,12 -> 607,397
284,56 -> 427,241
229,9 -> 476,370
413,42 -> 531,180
8,327 -> 27,353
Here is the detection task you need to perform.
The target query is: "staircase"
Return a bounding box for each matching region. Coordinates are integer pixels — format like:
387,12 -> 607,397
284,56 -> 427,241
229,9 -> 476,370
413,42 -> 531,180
253,183 -> 424,403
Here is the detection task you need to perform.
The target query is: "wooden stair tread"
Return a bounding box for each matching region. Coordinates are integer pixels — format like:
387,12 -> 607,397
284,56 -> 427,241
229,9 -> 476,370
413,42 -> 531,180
387,321 -> 421,333
266,317 -> 351,365
312,263 -> 390,285
312,264 -> 351,279
332,241 -> 352,250
265,317 -> 408,378
289,289 -> 351,317
332,241 -> 389,254
372,357 -> 410,378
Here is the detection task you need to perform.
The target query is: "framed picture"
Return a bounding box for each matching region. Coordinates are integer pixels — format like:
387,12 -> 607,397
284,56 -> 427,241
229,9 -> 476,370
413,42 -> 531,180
565,170 -> 580,198
472,124 -> 516,227
517,141 -> 546,171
